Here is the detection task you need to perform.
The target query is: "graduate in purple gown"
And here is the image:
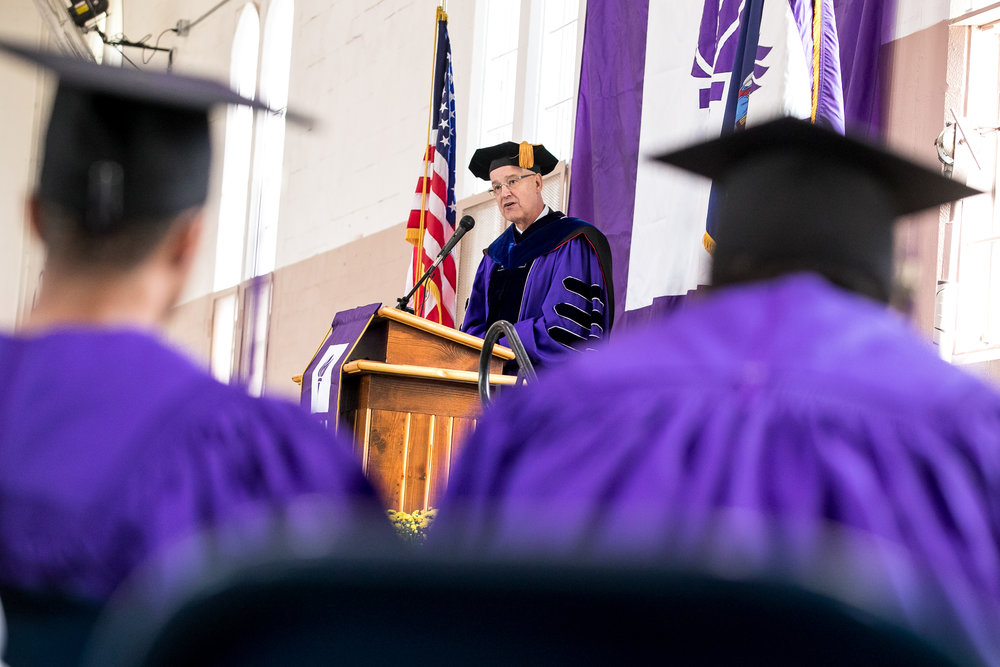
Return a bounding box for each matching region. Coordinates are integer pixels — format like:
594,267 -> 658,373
0,42 -> 382,602
461,142 -> 614,369
436,119 -> 1000,661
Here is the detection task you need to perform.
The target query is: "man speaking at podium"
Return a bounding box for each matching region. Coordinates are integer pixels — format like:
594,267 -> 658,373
461,142 -> 613,370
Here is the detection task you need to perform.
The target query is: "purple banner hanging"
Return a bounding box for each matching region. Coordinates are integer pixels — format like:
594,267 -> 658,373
834,0 -> 896,136
568,0 -> 889,330
567,0 -> 649,329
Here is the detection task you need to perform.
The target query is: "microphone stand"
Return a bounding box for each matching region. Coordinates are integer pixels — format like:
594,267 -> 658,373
396,260 -> 441,313
396,215 -> 475,314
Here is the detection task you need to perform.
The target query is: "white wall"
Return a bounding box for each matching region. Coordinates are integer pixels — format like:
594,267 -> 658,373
125,0 -> 477,302
277,1 -> 475,276
0,12 -> 45,327
895,0 -> 950,39
0,0 -> 477,313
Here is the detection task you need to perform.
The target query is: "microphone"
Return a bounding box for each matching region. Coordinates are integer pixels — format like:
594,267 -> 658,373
396,216 -> 476,313
434,215 -> 475,263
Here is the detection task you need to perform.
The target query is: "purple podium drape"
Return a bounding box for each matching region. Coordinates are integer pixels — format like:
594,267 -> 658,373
300,303 -> 381,430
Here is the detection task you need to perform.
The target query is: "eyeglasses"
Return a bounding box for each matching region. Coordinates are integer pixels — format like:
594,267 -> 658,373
488,173 -> 535,197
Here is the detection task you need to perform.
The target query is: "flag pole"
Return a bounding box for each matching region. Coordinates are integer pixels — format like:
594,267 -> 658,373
432,3 -> 448,324
810,0 -> 822,123
412,5 -> 445,316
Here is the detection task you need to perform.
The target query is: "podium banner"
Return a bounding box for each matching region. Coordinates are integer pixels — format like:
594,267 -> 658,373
300,303 -> 381,430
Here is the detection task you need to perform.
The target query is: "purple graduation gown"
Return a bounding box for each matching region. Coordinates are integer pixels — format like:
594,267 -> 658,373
0,328 -> 379,600
461,210 -> 612,368
437,274 -> 1000,661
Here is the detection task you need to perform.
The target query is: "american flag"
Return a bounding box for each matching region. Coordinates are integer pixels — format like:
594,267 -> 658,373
404,8 -> 458,328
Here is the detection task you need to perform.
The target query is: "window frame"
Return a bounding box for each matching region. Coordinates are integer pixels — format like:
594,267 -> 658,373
939,8 -> 1000,364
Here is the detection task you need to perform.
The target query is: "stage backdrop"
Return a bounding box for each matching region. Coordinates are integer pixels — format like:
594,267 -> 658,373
568,0 -> 895,328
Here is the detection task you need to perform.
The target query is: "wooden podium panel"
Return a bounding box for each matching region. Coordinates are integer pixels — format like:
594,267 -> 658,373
351,308 -> 509,374
302,306 -> 516,513
341,363 -> 512,512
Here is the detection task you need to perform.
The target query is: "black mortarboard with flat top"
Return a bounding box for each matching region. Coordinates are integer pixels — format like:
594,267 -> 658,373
0,39 -> 308,233
469,141 -> 559,181
653,116 -> 980,300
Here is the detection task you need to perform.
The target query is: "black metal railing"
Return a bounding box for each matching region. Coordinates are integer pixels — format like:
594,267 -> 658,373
478,320 -> 536,407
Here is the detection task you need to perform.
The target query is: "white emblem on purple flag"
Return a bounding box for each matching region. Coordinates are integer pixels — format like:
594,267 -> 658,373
692,0 -> 744,109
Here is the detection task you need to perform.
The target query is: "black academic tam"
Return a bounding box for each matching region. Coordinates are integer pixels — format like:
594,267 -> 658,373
0,39 -> 308,232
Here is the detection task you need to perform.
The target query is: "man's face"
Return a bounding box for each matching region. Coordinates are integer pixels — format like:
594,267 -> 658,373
489,165 -> 544,231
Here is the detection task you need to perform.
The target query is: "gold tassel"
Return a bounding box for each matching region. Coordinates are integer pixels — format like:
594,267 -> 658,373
811,0 -> 822,122
703,232 -> 716,255
518,141 -> 535,170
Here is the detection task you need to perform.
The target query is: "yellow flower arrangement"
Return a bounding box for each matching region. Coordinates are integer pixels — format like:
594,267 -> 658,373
387,507 -> 438,545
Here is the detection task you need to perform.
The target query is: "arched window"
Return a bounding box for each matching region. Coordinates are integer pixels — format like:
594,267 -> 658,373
231,0 -> 294,396
478,0 -> 521,149
455,0 -> 584,323
467,0 -> 583,192
211,4 -> 259,384
531,0 -> 582,163
247,0 -> 294,279
939,8 -> 1000,368
215,4 -> 260,291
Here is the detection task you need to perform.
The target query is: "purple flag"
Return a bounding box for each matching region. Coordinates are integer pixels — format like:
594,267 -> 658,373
705,0 -> 846,248
569,1 -> 891,327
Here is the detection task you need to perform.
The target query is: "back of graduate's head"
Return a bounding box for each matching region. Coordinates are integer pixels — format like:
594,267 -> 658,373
708,150 -> 896,302
655,117 -> 979,303
31,84 -> 210,273
0,38 -> 303,279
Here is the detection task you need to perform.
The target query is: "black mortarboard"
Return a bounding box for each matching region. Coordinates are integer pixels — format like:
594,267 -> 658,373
469,141 -> 559,181
0,39 -> 307,233
653,117 -> 980,300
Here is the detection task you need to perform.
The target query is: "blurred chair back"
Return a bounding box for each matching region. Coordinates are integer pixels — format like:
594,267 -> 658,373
83,552 -> 965,667
0,585 -> 102,666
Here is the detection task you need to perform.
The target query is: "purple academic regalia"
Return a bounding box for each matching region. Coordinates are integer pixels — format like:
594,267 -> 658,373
438,274 -> 1000,662
461,210 -> 612,368
0,328 -> 378,600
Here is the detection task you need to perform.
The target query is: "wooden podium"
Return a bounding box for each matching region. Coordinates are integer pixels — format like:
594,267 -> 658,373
300,305 -> 515,513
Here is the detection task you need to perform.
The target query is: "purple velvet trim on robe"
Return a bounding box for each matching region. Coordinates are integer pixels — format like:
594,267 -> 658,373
461,228 -> 611,369
438,274 -> 1000,662
0,328 -> 379,601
